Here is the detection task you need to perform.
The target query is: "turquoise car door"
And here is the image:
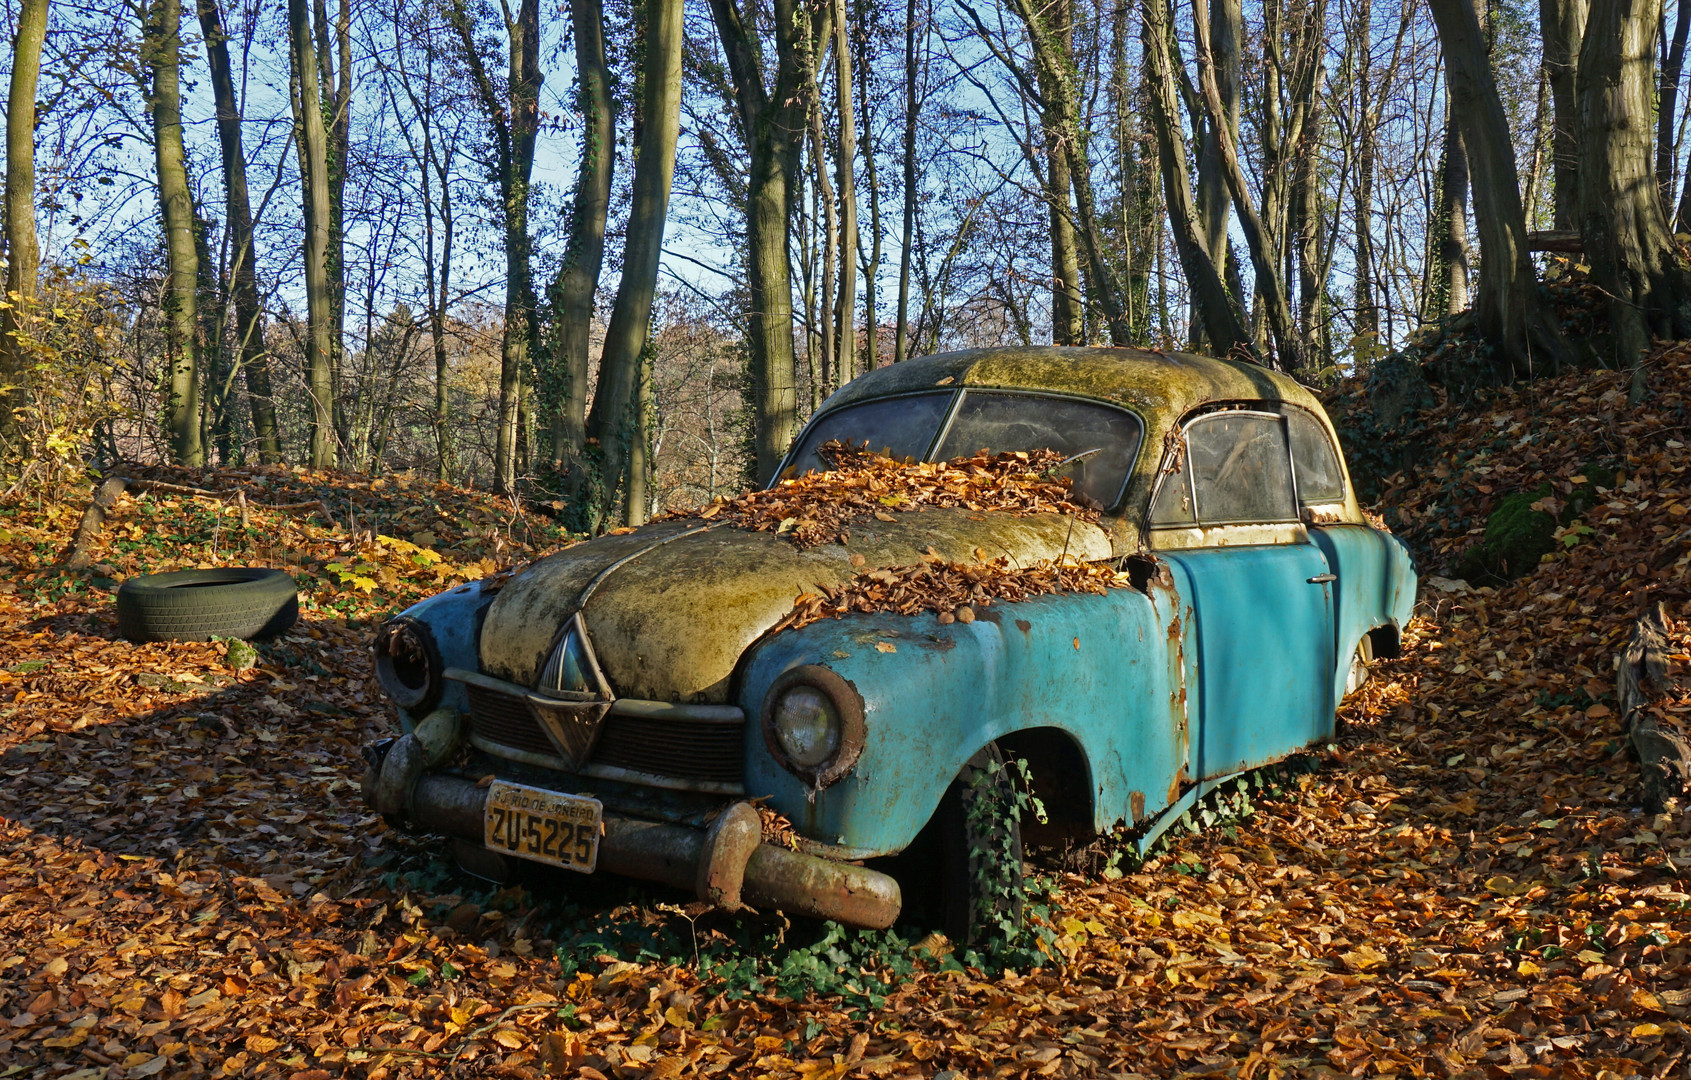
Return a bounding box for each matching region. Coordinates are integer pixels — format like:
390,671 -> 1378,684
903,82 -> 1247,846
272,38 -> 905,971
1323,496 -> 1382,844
1149,410 -> 1337,779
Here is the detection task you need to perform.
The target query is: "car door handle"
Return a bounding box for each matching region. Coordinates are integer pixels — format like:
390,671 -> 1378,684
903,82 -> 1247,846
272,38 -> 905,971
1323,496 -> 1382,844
1307,573 -> 1336,584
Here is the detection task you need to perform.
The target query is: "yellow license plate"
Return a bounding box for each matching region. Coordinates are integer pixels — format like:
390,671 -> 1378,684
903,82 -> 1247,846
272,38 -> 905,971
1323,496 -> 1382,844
483,781 -> 602,873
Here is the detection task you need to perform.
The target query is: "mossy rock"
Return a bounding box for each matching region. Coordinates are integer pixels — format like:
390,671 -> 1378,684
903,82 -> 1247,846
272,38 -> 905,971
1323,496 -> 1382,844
1460,485 -> 1557,583
1458,464 -> 1617,583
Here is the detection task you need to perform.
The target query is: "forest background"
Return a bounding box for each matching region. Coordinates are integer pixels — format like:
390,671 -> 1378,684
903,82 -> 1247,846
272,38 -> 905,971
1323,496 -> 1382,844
0,0 -> 1684,524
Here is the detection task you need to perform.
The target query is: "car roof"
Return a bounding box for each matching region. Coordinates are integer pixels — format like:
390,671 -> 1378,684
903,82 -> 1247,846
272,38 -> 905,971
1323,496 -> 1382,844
821,346 -> 1326,431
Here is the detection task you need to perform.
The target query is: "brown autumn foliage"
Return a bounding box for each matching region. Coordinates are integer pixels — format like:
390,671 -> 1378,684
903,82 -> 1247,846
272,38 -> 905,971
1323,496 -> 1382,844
2,348 -> 1691,1077
665,442 -> 1101,549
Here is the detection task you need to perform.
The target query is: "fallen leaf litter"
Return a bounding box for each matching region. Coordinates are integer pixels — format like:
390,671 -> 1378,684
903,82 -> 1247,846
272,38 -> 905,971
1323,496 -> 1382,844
2,343 -> 1691,1077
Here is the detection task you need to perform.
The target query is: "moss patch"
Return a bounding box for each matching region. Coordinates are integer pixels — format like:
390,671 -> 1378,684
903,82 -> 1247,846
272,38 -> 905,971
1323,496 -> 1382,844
1458,464 -> 1617,583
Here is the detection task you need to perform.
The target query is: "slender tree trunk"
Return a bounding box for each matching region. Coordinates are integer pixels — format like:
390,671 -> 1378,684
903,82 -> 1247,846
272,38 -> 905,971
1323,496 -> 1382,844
894,0 -> 919,363
547,0 -> 615,484
586,0 -> 682,524
198,0 -> 281,463
1047,127 -> 1085,343
1656,0 -> 1689,203
1193,0 -> 1240,343
708,0 -> 823,481
857,0 -> 882,370
1579,0 -> 1691,390
1429,0 -> 1571,377
1523,67 -> 1551,224
1439,111 -> 1472,314
1142,0 -> 1250,355
833,0 -> 859,380
1191,0 -> 1302,369
811,107 -> 838,393
1542,0 -> 1589,230
289,0 -> 335,469
1353,0 -> 1380,350
0,0 -> 47,454
1000,0 -> 1131,343
147,0 -> 204,466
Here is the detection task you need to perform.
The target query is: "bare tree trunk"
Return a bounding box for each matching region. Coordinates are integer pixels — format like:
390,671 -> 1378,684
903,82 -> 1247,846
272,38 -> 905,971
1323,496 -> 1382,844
1579,0 -> 1691,392
857,0 -> 883,370
1437,110 -> 1473,315
1656,0 -> 1689,204
0,0 -> 47,455
547,0 -> 615,484
1142,0 -> 1250,356
708,0 -> 825,481
1191,0 -> 1302,370
289,0 -> 335,469
1429,0 -> 1571,378
811,106 -> 838,393
587,0 -> 682,525
1039,0 -> 1084,344
198,0 -> 281,463
449,0 -> 541,494
1194,0 -> 1239,344
832,0 -> 859,381
1542,0 -> 1589,230
147,0 -> 204,466
894,0 -> 920,363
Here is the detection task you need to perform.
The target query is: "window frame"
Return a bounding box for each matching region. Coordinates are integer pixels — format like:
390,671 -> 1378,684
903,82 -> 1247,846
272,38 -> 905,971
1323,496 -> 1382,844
1274,403 -> 1348,507
1147,407 -> 1305,531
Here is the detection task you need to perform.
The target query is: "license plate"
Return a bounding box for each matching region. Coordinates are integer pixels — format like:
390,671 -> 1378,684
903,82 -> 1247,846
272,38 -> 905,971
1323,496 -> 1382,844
483,781 -> 602,873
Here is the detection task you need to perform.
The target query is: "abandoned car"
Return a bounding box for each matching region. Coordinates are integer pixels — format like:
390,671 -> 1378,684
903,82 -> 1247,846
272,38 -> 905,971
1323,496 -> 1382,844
361,346 -> 1417,941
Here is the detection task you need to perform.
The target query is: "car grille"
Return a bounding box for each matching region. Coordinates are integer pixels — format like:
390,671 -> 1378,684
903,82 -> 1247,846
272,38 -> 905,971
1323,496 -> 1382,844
464,684 -> 557,758
465,682 -> 744,786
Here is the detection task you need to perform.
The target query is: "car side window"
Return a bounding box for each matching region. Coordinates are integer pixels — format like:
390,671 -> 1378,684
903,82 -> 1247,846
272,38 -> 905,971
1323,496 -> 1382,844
1280,407 -> 1345,504
1149,411 -> 1298,527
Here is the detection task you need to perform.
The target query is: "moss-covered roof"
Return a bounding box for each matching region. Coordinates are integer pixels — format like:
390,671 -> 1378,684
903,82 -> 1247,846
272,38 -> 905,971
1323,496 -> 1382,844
823,346 -> 1323,430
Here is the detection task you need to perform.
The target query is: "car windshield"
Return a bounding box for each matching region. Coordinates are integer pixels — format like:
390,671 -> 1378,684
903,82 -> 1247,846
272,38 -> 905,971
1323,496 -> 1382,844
783,389 -> 1143,509
934,391 -> 1143,508
781,392 -> 953,478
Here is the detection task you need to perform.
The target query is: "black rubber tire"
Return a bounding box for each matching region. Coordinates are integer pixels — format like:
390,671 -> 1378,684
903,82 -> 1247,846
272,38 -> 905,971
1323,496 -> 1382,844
116,567 -> 298,643
937,743 -> 1025,947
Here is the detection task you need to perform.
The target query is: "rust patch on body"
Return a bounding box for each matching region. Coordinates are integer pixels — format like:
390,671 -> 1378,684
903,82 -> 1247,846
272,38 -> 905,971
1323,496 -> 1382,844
917,636 -> 956,652
1130,790 -> 1146,822
1015,618 -> 1032,633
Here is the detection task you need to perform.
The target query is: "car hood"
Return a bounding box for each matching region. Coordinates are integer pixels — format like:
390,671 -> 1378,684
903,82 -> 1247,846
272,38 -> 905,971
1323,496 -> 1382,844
477,508 -> 1114,703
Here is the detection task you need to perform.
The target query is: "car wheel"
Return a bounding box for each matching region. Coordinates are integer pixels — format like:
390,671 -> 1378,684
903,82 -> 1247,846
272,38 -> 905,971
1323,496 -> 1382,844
937,743 -> 1025,947
116,567 -> 298,643
1343,634 -> 1374,698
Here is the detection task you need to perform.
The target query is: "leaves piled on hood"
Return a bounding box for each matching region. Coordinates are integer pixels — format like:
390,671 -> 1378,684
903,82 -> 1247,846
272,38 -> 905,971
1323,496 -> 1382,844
667,441 -> 1101,548
770,551 -> 1131,634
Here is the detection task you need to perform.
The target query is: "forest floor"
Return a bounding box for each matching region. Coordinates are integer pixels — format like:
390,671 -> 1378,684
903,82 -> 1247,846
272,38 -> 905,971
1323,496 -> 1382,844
3,347 -> 1691,1080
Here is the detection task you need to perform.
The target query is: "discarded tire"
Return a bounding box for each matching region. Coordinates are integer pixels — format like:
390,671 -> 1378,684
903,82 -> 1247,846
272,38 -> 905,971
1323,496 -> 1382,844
116,567 -> 298,643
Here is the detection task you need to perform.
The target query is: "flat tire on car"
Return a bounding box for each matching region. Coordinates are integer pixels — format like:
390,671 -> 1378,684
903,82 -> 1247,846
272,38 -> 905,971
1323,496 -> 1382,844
116,567 -> 298,643
938,742 -> 1025,947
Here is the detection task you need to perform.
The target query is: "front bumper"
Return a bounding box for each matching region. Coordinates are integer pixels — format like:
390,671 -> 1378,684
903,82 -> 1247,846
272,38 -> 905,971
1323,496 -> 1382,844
362,733 -> 902,930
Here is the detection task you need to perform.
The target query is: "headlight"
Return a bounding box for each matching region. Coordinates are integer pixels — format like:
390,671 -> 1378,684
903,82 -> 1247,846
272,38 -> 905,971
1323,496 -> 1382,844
374,617 -> 441,713
760,665 -> 866,788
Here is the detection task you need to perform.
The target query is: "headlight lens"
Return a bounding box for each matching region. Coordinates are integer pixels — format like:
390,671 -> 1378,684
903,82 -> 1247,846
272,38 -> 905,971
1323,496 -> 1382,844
771,686 -> 841,768
374,618 -> 440,712
760,665 -> 866,788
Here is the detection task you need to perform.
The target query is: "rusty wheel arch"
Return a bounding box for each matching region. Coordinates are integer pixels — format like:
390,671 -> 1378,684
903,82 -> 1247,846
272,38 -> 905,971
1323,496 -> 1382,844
993,726 -> 1097,847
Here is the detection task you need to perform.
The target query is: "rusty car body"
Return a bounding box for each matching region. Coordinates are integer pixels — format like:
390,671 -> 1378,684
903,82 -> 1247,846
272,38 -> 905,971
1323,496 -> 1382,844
360,346 -> 1417,937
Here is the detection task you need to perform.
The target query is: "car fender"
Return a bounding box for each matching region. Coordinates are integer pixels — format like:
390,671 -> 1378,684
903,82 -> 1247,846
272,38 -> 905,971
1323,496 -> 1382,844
735,582 -> 1192,857
387,582 -> 495,730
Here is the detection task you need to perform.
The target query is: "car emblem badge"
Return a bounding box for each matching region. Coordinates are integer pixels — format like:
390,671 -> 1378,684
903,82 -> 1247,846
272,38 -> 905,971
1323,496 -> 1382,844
532,698 -> 614,767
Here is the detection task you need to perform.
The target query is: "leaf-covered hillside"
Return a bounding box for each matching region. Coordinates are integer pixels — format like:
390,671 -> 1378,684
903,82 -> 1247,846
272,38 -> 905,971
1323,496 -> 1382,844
3,357 -> 1691,1078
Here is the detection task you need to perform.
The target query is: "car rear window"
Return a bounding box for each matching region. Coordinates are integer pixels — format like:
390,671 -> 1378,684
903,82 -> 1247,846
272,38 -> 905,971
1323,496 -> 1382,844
781,392 -> 953,478
1280,406 -> 1345,503
933,391 -> 1143,509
